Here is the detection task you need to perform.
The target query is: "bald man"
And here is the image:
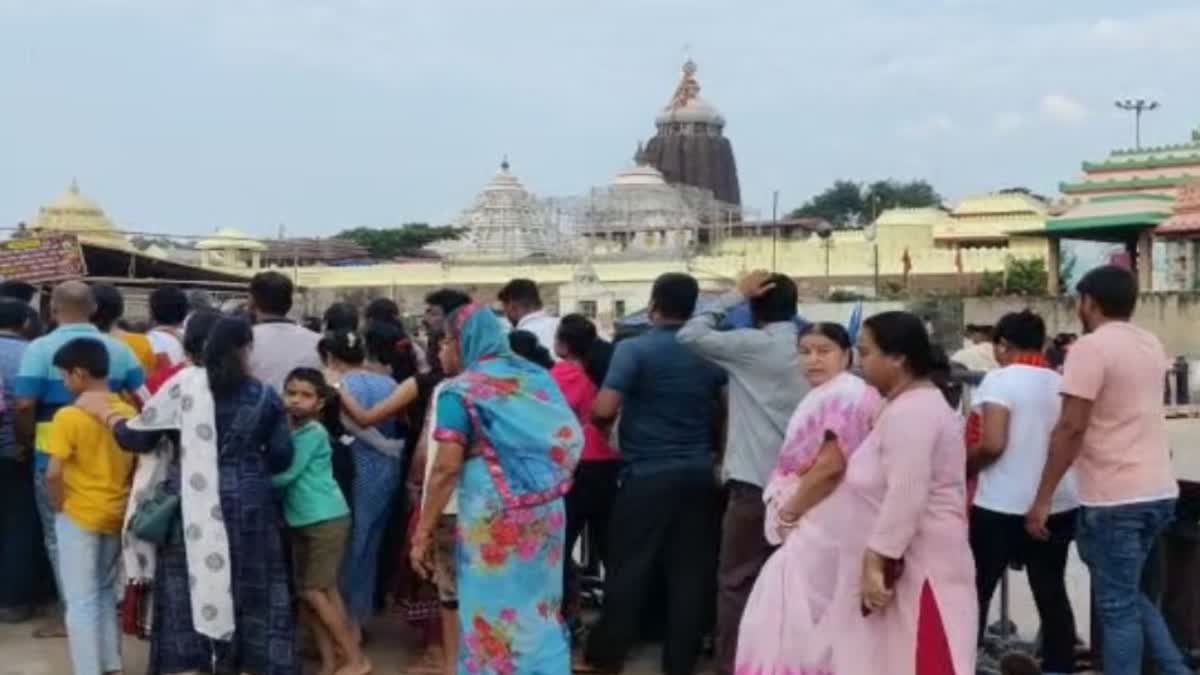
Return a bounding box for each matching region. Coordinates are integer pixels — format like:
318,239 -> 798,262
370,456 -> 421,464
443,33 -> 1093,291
13,281 -> 144,639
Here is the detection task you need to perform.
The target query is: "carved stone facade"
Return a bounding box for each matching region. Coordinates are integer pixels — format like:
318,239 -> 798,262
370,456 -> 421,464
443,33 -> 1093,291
642,60 -> 742,207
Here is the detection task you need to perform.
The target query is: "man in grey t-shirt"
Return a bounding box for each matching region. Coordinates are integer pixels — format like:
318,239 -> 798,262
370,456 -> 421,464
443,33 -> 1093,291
677,270 -> 808,675
246,271 -> 321,394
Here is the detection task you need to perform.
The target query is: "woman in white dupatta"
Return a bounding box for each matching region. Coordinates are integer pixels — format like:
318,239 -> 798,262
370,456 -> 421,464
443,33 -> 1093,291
77,317 -> 298,675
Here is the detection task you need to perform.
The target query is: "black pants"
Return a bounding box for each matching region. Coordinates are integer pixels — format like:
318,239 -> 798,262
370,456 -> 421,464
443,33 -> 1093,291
970,505 -> 1078,673
564,460 -> 620,600
585,469 -> 718,675
0,458 -> 51,609
715,481 -> 773,675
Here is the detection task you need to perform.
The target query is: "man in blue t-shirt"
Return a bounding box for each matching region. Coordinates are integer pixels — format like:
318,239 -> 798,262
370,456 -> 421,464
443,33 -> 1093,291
583,273 -> 726,675
13,281 -> 144,638
0,299 -> 39,624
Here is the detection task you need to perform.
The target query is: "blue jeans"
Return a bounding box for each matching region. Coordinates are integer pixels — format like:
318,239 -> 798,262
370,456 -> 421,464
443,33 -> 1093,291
34,468 -> 63,595
1076,499 -> 1190,675
55,514 -> 122,675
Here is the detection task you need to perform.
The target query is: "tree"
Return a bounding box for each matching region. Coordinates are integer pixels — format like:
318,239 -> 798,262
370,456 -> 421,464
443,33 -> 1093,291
789,180 -> 865,226
998,186 -> 1052,205
335,224 -> 465,259
864,180 -> 942,217
976,270 -> 1005,296
975,257 -> 1049,296
1005,257 -> 1048,296
790,179 -> 942,227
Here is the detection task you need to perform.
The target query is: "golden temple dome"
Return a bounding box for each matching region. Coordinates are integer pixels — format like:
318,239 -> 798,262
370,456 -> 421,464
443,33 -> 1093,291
31,179 -> 129,248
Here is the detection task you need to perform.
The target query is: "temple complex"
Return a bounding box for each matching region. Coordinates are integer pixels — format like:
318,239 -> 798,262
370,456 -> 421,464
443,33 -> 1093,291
33,60 -> 1175,329
641,60 -> 741,207
1047,125 -> 1200,291
13,54 -> 1047,331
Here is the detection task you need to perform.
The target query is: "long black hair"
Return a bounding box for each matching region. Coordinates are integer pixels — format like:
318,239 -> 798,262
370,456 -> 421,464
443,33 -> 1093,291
323,302 -> 359,332
862,311 -> 955,405
204,317 -> 253,397
556,313 -> 613,387
319,329 -> 365,366
364,319 -> 417,383
862,311 -> 943,377
509,330 -> 554,369
183,310 -> 222,362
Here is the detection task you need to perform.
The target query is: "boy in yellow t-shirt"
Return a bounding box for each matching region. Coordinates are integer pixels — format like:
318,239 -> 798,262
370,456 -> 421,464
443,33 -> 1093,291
45,337 -> 136,675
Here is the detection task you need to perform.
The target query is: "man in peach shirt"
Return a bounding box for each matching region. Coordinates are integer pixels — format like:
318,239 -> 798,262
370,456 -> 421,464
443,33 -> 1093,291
1027,265 -> 1188,675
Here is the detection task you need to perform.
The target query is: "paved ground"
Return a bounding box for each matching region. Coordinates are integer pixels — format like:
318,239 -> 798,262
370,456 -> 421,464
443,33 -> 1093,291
5,419 -> 1199,674
0,616 -> 671,674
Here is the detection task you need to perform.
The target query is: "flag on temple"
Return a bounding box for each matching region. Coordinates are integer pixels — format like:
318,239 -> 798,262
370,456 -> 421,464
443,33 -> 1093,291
954,247 -> 963,275
902,247 -> 913,278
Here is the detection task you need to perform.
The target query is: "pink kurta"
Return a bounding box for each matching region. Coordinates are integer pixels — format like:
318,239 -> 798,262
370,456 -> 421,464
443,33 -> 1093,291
735,386 -> 976,675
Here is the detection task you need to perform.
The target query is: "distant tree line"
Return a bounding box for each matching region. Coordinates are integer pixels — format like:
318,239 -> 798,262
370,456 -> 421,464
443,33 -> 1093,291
334,224 -> 465,259
789,179 -> 943,227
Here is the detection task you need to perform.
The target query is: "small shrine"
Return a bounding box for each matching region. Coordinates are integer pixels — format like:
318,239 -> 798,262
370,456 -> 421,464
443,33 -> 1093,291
196,227 -> 266,270
1153,180 -> 1200,290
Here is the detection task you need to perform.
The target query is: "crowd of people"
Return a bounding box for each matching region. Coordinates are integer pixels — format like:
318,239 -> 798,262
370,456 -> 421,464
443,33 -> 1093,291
0,262 -> 1190,675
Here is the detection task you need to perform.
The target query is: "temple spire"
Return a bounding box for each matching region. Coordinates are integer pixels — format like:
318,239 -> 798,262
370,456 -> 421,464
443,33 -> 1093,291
633,141 -> 646,166
667,58 -> 701,111
500,155 -> 510,171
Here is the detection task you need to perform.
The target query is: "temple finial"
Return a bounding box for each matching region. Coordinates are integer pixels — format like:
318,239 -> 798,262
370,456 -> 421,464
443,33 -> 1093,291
69,177 -> 80,194
500,155 -> 510,171
667,57 -> 701,110
633,141 -> 646,166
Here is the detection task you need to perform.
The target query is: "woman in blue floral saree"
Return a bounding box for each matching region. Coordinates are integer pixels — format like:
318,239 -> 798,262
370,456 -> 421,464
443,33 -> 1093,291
412,303 -> 583,675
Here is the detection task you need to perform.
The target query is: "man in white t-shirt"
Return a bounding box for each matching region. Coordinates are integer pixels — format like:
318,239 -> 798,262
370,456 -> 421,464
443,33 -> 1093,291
497,278 -> 559,359
967,311 -> 1079,675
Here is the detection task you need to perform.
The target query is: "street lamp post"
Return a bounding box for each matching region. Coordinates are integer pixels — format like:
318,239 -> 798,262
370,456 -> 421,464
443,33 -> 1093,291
865,222 -> 879,298
771,190 -> 780,272
1114,99 -> 1161,150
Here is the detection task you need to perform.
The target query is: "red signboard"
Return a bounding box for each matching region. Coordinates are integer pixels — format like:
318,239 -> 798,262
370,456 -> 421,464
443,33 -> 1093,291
0,235 -> 87,284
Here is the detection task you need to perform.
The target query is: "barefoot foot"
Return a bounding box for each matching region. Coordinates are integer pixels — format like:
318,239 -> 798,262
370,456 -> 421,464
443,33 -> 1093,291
334,656 -> 373,675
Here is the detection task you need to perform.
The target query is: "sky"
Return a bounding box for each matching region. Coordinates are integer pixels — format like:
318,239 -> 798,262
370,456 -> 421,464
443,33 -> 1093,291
2,0 -> 1199,239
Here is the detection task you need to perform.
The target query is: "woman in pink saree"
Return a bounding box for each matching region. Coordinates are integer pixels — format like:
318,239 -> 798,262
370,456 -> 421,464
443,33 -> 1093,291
735,323 -> 882,674
737,312 -> 977,675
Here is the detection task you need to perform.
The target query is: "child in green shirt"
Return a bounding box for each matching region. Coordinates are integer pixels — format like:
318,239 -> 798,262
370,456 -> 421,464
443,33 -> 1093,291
274,368 -> 369,675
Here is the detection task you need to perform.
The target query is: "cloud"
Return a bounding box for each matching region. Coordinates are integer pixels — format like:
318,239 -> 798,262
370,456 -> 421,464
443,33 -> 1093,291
1040,94 -> 1088,125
